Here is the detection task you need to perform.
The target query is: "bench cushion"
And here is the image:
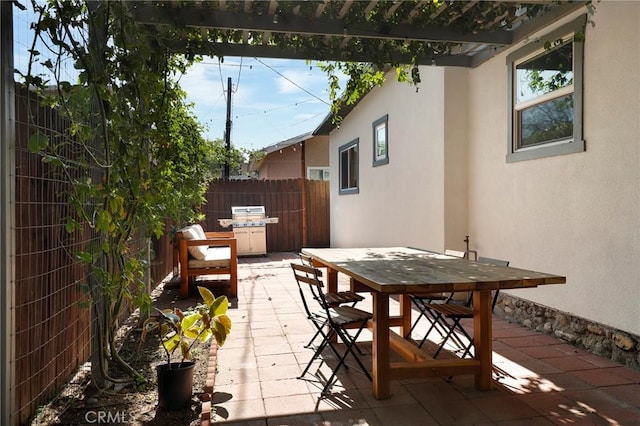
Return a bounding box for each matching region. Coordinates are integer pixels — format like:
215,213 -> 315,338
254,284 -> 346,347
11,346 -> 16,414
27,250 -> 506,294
180,225 -> 208,260
188,246 -> 232,269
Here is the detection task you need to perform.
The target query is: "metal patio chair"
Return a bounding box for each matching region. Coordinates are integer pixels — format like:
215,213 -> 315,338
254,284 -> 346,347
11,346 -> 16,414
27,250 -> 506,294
291,263 -> 372,396
298,253 -> 364,350
405,249 -> 467,348
427,256 -> 510,359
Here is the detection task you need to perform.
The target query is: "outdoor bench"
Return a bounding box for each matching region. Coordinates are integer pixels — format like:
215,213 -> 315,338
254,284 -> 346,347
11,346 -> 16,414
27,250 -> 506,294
174,224 -> 238,299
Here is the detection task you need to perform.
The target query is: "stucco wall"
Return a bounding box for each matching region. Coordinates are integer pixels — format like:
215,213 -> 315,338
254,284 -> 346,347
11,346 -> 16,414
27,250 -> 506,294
304,135 -> 329,169
329,67 -> 470,251
443,68 -> 469,250
259,144 -> 302,179
467,2 -> 640,334
328,2 -> 639,336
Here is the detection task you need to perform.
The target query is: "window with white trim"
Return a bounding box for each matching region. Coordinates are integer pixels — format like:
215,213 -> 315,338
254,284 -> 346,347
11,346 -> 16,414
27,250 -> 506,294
507,16 -> 585,162
372,114 -> 388,166
307,167 -> 330,181
339,139 -> 359,194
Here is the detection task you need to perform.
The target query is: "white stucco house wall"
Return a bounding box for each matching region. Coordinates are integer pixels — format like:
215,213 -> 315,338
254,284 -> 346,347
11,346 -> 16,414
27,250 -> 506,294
316,2 -> 639,343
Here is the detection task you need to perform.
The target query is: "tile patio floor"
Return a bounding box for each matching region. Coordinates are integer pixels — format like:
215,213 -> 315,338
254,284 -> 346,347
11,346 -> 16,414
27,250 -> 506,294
185,252 -> 640,425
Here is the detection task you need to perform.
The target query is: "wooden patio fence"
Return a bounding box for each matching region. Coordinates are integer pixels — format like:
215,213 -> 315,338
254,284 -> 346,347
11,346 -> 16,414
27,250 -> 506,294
12,84 -> 174,424
203,178 -> 330,253
11,87 -> 327,424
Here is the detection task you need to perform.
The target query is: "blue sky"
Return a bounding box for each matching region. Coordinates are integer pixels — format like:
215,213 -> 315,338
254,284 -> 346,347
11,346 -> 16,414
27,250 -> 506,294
13,3 -> 344,152
180,57 -> 343,151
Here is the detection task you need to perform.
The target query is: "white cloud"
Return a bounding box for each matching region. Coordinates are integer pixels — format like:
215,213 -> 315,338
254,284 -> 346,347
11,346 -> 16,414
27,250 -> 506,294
275,69 -> 328,95
179,63 -> 226,109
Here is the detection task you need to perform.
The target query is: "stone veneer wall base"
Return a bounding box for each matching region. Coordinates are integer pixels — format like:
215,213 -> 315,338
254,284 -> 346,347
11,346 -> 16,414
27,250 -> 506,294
494,294 -> 640,371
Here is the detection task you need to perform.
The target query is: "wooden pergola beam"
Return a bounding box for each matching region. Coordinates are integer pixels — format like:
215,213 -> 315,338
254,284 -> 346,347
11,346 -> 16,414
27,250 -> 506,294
132,3 -> 514,46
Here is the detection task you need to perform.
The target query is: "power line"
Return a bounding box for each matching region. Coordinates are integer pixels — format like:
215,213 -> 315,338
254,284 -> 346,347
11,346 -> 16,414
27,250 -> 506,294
254,57 -> 330,106
234,57 -> 243,94
234,98 -> 316,119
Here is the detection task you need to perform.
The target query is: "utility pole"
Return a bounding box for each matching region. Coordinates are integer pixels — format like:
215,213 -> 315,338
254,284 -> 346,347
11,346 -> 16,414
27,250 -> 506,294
224,77 -> 232,179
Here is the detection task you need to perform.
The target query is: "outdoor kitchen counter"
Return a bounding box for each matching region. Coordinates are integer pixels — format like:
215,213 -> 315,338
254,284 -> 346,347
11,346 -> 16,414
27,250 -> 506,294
301,247 -> 566,400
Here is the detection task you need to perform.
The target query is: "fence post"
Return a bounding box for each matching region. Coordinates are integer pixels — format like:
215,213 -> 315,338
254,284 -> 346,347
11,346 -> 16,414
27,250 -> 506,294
0,3 -> 15,424
299,178 -> 308,249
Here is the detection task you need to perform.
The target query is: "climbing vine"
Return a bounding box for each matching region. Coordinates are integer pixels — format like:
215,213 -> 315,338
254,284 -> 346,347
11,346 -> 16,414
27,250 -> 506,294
21,0 -> 230,387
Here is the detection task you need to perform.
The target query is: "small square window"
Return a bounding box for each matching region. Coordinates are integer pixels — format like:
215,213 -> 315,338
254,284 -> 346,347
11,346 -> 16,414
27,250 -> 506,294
339,139 -> 359,194
372,114 -> 389,166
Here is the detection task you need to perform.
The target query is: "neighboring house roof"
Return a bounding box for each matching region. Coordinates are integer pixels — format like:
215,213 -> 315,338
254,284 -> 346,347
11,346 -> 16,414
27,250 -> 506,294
262,131 -> 314,154
248,131 -> 315,173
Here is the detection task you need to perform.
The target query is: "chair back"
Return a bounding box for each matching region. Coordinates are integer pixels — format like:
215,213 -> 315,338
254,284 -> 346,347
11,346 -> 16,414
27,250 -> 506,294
299,253 -> 314,267
291,263 -> 325,318
477,256 -> 509,267
477,256 -> 510,310
444,249 -> 467,259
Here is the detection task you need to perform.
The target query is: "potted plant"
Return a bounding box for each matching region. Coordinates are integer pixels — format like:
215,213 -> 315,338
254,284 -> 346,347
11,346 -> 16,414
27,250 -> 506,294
141,286 -> 231,410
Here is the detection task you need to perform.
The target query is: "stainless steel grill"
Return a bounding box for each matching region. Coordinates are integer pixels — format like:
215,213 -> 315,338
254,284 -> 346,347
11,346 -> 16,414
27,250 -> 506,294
219,206 -> 278,256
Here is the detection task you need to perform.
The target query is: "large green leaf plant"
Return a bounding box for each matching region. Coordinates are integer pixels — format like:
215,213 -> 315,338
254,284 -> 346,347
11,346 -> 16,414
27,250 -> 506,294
141,287 -> 232,367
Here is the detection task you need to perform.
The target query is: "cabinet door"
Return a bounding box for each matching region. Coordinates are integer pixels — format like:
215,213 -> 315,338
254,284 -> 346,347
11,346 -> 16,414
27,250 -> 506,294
250,227 -> 266,254
233,228 -> 251,255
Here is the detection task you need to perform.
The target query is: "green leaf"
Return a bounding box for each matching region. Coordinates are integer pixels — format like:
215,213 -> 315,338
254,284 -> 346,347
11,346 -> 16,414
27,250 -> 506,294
210,295 -> 229,318
77,251 -> 93,264
198,286 -> 214,307
64,217 -> 81,233
42,155 -> 64,167
28,133 -> 49,153
95,210 -> 112,233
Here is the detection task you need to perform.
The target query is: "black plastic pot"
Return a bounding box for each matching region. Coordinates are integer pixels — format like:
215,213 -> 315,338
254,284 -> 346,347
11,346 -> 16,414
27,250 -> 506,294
156,361 -> 195,410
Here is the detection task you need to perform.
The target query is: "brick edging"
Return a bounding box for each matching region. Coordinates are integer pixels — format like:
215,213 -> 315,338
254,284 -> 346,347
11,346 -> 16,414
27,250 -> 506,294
200,342 -> 218,425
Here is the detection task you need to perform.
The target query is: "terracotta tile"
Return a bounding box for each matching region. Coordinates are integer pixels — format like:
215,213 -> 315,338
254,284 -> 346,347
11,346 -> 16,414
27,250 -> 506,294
577,354 -> 622,369
320,408 -> 384,426
213,382 -> 263,402
604,384 -> 640,407
519,391 -> 576,416
536,373 -> 593,392
498,417 -> 555,425
543,356 -> 602,372
312,389 -> 372,411
212,398 -> 266,422
254,342 -> 295,357
256,352 -> 300,368
519,345 -> 571,359
563,388 -> 632,410
570,368 -> 635,387
206,254 -> 640,426
261,377 -> 314,399
265,413 -> 324,426
263,394 -> 318,417
258,363 -> 302,382
471,395 -> 540,421
373,403 -> 438,425
215,365 -> 261,386
422,396 -> 493,424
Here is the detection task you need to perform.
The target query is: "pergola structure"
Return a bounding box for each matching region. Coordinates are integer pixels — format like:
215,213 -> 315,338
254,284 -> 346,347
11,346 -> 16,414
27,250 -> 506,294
130,1 -> 588,68
0,1 -> 592,424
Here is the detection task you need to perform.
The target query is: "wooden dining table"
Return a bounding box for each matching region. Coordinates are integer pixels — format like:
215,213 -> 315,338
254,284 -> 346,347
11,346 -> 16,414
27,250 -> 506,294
301,247 -> 566,399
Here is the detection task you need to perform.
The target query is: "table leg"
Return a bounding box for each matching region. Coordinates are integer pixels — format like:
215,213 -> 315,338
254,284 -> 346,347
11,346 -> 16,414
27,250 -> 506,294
372,292 -> 391,399
473,290 -> 493,390
399,294 -> 412,337
325,267 -> 338,293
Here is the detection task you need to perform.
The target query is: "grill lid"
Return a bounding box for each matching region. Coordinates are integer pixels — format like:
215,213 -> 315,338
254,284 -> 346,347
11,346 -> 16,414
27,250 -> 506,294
231,205 -> 266,219
218,205 -> 278,228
